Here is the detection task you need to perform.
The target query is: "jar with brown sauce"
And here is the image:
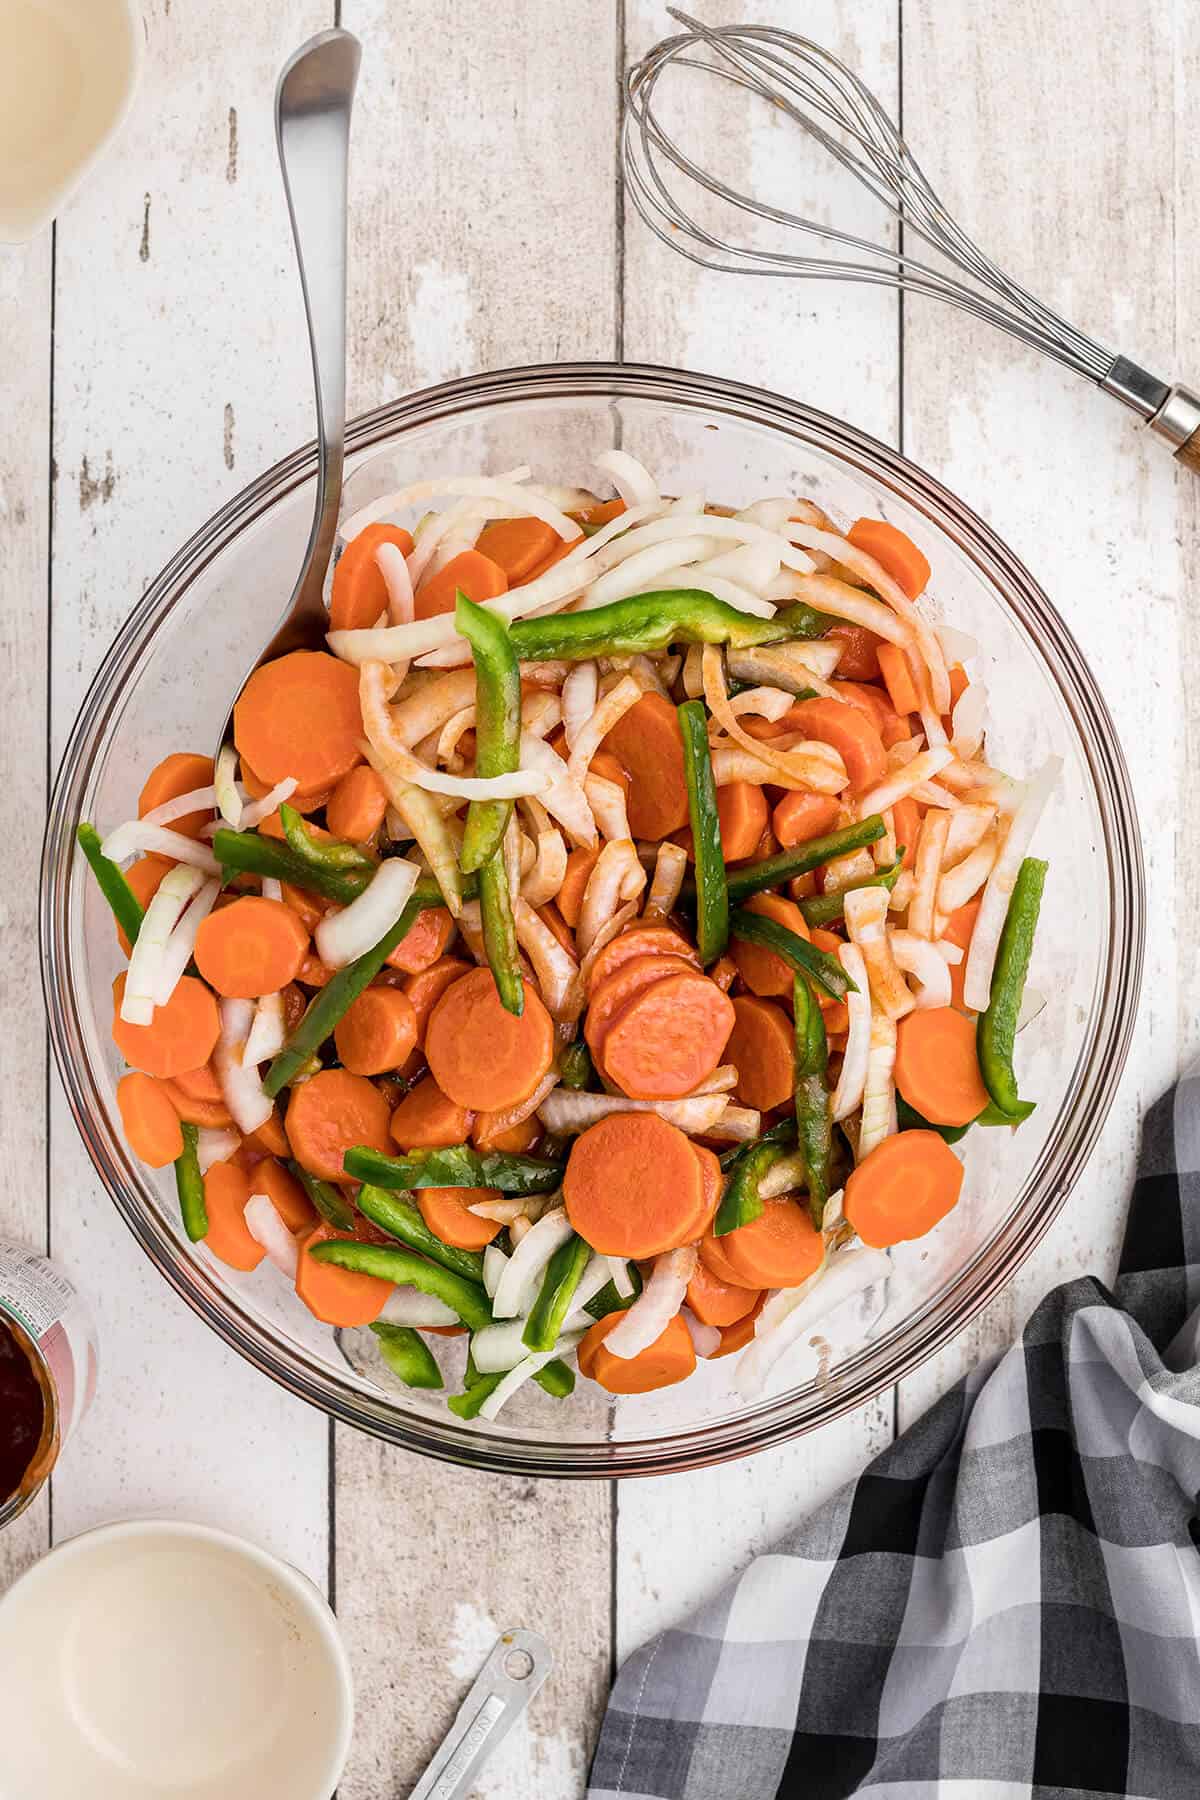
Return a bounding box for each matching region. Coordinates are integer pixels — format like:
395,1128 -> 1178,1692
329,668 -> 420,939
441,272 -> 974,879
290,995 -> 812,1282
0,1241 -> 97,1530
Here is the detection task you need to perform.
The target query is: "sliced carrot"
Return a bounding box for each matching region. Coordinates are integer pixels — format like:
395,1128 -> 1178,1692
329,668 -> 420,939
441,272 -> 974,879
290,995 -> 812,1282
385,906 -> 454,974
401,958 -> 472,1047
691,1143 -> 723,1237
603,692 -> 690,838
518,535 -> 577,586
943,899 -> 981,1011
708,955 -> 738,993
698,1230 -> 761,1290
673,781 -> 767,863
233,650 -> 364,797
112,972 -> 220,1080
584,924 -> 698,993
710,1295 -> 767,1358
425,969 -> 554,1112
414,548 -> 508,621
286,1068 -> 393,1182
334,986 -> 419,1076
771,792 -> 841,852
417,1186 -> 502,1251
117,855 -> 174,955
281,882 -> 328,934
296,1222 -> 392,1326
160,1079 -> 235,1129
472,1111 -> 540,1154
138,752 -> 215,841
826,622 -> 882,680
475,516 -> 561,584
579,1311 -> 696,1395
325,765 -> 388,843
246,1157 -> 316,1233
242,1109 -> 291,1159
116,1071 -> 184,1168
172,1060 -> 224,1104
714,1198 -> 823,1289
589,747 -> 633,799
847,517 -> 931,599
564,1113 -> 705,1258
787,696 -> 887,795
947,663 -> 969,708
844,1130 -> 963,1247
330,523 -> 415,632
193,895 -> 309,1000
788,873 -> 818,901
584,953 -> 696,1061
557,847 -> 599,929
895,1006 -> 988,1127
202,1161 -> 264,1271
833,681 -> 912,750
876,643 -> 921,718
390,1073 -> 474,1150
731,892 -> 811,999
296,951 -> 335,988
726,996 -> 795,1112
603,971 -> 734,1102
686,1257 -> 761,1328
536,903 -> 576,957
892,795 -> 922,871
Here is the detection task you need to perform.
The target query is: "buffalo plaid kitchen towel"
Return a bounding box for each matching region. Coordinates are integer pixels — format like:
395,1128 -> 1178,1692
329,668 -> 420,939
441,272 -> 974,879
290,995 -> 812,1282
588,1073 -> 1200,1799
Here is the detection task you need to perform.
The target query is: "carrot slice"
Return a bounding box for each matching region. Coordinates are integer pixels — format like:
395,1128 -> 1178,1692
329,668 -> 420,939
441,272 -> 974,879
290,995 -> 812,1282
286,1068 -> 393,1181
895,1006 -> 988,1127
876,643 -> 921,718
246,1157 -> 316,1233
674,781 -> 767,863
193,895 -> 310,1000
563,1113 -> 705,1258
281,882 -> 328,935
847,517 -> 931,599
172,1060 -> 224,1104
385,906 -> 454,974
414,548 -> 507,621
417,1186 -> 502,1250
584,924 -> 698,993
557,847 -> 599,929
325,765 -> 388,843
138,752 -> 215,841
160,1079 -> 235,1129
584,953 -> 697,1061
892,795 -> 922,871
536,903 -> 576,957
826,622 -> 882,680
475,516 -> 560,583
698,1230 -> 762,1290
116,855 -> 174,955
202,1161 -> 264,1271
296,1222 -> 392,1326
731,892 -> 811,999
390,1073 -> 474,1150
715,1198 -> 823,1289
788,696 -> 886,795
401,958 -> 473,1046
111,972 -> 221,1080
242,1109 -> 291,1160
833,681 -> 912,749
330,523 -> 415,632
579,1311 -> 696,1395
686,1257 -> 761,1328
943,899 -> 981,1011
588,748 -> 632,796
709,955 -> 738,993
602,971 -> 735,1101
334,986 -> 419,1076
233,650 -> 364,797
691,1143 -> 723,1237
518,536 -> 577,586
116,1071 -> 185,1168
843,1129 -> 963,1247
296,951 -> 335,988
472,1111 -> 540,1154
709,1294 -> 767,1358
947,663 -> 969,709
425,969 -> 554,1112
602,692 -> 690,838
726,996 -> 795,1112
771,792 -> 841,852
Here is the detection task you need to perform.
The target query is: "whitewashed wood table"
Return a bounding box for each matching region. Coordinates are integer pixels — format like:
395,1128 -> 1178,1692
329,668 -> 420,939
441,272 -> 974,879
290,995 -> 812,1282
2,2 -> 1197,1793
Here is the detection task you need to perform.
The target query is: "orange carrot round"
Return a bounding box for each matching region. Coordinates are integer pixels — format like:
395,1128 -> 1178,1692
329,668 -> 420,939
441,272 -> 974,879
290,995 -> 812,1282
281,882 -> 328,934
564,1113 -> 705,1258
425,969 -> 554,1112
833,681 -> 912,750
844,1130 -> 963,1247
709,1295 -> 766,1357
111,972 -> 221,1080
325,764 -> 388,842
138,752 -> 215,841
286,1068 -> 393,1182
401,958 -> 472,1046
334,986 -> 419,1076
584,953 -> 696,1061
472,1111 -> 540,1154
771,791 -> 841,851
713,1198 -> 823,1289
788,696 -> 886,794
159,1079 -> 235,1129
847,517 -> 931,599
895,1006 -> 988,1127
417,1186 -> 502,1250
579,1311 -> 696,1394
116,1071 -> 185,1168
588,748 -> 632,798
674,781 -> 767,863
602,971 -> 735,1101
826,622 -> 882,680
602,692 -> 690,838
557,847 -> 599,929
414,548 -> 507,621
892,794 -> 922,870
330,523 -> 415,632
242,1109 -> 292,1160
518,535 -> 577,586
172,1060 -> 224,1104
943,899 -> 981,1011
193,895 -> 310,1000
698,1230 -> 761,1290
246,1157 -> 316,1233
385,905 -> 454,974
876,643 -> 921,717
117,855 -> 174,955
233,650 -> 363,797
731,892 -> 811,999
686,1257 -> 761,1328
202,1161 -> 264,1271
536,903 -> 576,958
296,1222 -> 392,1326
726,995 -> 796,1112
475,516 -> 561,583
390,1073 -> 474,1150
585,924 -> 698,993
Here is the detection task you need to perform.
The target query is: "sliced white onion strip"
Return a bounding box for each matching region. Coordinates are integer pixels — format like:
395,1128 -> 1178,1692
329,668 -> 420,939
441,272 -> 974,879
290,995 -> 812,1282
121,865 -> 206,1024
682,1309 -> 723,1359
642,840 -> 688,923
858,1010 -> 898,1160
244,1194 -> 299,1279
964,756 -> 1061,1011
562,662 -> 598,751
856,747 -> 954,820
777,573 -> 912,649
566,675 -> 642,786
214,998 -> 274,1134
152,877 -> 220,1009
696,1104 -> 761,1142
594,448 -> 659,511
576,899 -> 641,988
909,809 -> 951,940
261,877 -> 283,902
477,1332 -> 586,1421
519,733 -> 597,850
561,1254 -> 624,1331
757,1150 -> 809,1200
942,802 -> 996,867
890,930 -> 953,1010
101,820 -> 222,874
518,801 -> 568,909
482,1243 -> 510,1300
214,748 -> 243,829
315,858 -> 419,969
605,1247 -> 697,1360
491,1208 -> 576,1320
481,1069 -> 561,1138
726,684 -> 795,723
951,680 -> 988,759
607,1255 -> 635,1299
577,838 -> 645,957
844,887 -> 914,1021
364,746 -> 463,916
585,775 -> 630,843
139,785 -> 218,829
832,942 -> 871,1121
537,1088 -> 729,1136
703,645 -> 847,794
700,541 -> 780,594
737,1247 -> 892,1397
340,471 -> 577,548
467,1196 -> 538,1225
197,1126 -> 240,1175
239,778 -> 299,831
471,1317 -> 539,1373
514,897 -> 580,1020
937,832 -> 1000,917
821,848 -> 877,894
376,1286 -> 459,1328
583,536 -> 719,610
243,990 -> 286,1066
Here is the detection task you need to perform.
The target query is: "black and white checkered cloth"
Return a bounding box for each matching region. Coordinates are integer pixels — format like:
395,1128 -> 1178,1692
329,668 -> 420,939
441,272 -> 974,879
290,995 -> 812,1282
589,1075 -> 1200,1799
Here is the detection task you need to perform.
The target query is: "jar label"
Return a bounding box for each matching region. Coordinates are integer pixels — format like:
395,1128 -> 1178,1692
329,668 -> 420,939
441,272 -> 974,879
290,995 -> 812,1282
0,1240 -> 99,1446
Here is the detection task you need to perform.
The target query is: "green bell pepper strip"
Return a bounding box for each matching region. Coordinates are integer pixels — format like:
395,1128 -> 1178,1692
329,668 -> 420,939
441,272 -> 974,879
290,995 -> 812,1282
713,1137 -> 784,1236
477,845 -> 525,1017
728,907 -> 856,1001
716,817 -> 886,907
793,974 -> 832,1229
309,1240 -> 493,1332
353,1185 -> 486,1283
456,591 -> 522,875
174,1122 -> 208,1242
278,803 -> 376,874
288,1160 -> 356,1231
678,698 -> 729,963
559,1039 -> 594,1090
77,822 -> 145,948
533,1358 -> 576,1398
717,1116 -> 795,1172
448,1359 -> 575,1416
263,895 -> 424,1095
895,1095 -> 975,1145
213,827 -> 480,909
369,1322 -> 444,1390
583,1264 -> 643,1319
343,1142 -> 563,1197
798,855 -> 904,928
976,856 -> 1047,1123
508,589 -> 835,663
523,1234 -> 591,1353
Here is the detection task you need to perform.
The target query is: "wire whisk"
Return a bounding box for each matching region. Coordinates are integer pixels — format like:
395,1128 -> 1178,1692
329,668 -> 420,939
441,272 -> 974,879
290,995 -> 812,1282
624,11 -> 1200,472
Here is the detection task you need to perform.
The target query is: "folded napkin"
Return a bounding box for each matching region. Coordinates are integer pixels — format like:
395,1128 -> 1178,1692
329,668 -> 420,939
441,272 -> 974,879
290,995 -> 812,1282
589,1073 -> 1200,1799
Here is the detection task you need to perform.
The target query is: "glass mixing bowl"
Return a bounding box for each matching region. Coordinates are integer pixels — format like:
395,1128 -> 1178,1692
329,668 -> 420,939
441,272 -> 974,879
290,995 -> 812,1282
40,363 -> 1143,1477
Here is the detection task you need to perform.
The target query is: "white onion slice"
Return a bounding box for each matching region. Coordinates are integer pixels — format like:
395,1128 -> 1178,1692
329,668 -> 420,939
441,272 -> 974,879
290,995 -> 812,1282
537,1088 -> 729,1136
735,496 -> 794,532
832,942 -> 871,1122
477,1332 -> 586,1420
261,877 -> 283,902
152,877 -> 220,1008
519,733 -> 597,850
737,1247 -> 892,1396
890,930 -> 953,1010
582,536 -> 719,610
139,785 -> 218,829
936,623 -> 979,664
699,1104 -> 762,1142
856,747 -> 955,819
243,990 -> 286,1066
909,809 -> 951,940
471,1317 -> 538,1373
244,1194 -> 299,1278
964,756 -> 1060,1011
561,1254 -> 621,1331
725,685 -> 795,723
950,680 -> 988,758
858,1010 -> 898,1160
214,998 -> 274,1134
239,778 -> 299,831
605,1246 -> 697,1360
936,832 -> 1000,917
607,1255 -> 635,1299
121,865 -> 206,1024
214,748 -> 243,829
482,1243 -> 510,1300
698,541 -> 780,595
377,1286 -> 458,1328
491,1208 -> 576,1320
364,748 -> 463,916
682,1309 -> 723,1359
561,662 -> 598,750
566,674 -> 642,784
642,840 -> 688,923
585,775 -> 630,843
340,470 -> 577,547
942,801 -> 996,866
101,820 -> 222,874
844,887 -> 914,1021
315,858 -> 420,970
594,449 -> 660,511
647,571 -> 776,619
577,839 -> 645,956
197,1126 -> 240,1174
513,897 -> 581,1020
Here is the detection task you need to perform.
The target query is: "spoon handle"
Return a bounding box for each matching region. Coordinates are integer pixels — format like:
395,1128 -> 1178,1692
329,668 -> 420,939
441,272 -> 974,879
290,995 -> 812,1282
275,28 -> 361,634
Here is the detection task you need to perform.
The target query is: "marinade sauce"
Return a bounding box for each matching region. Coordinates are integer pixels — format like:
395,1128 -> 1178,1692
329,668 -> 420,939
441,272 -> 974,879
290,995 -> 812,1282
0,1240 -> 98,1529
0,1314 -> 48,1505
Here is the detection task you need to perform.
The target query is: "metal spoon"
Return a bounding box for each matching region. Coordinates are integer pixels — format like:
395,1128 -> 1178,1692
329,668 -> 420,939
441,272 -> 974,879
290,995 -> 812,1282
215,27 -> 360,750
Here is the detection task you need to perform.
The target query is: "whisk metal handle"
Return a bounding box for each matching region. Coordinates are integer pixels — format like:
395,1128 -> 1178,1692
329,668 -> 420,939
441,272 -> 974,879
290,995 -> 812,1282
1151,387 -> 1200,473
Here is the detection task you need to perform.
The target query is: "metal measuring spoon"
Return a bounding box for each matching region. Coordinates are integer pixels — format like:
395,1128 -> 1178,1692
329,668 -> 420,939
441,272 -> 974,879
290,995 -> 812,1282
408,1630 -> 554,1799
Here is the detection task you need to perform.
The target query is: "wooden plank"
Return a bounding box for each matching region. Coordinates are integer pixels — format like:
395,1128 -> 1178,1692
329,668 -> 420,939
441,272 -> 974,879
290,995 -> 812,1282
45,0 -> 332,1580
616,0 -> 900,1659
335,2 -> 618,1792
898,0 -> 1193,1424
0,233 -> 52,1591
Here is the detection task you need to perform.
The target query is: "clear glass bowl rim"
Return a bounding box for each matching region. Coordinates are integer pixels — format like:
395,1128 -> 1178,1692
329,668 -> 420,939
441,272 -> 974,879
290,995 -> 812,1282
40,360 -> 1145,1478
